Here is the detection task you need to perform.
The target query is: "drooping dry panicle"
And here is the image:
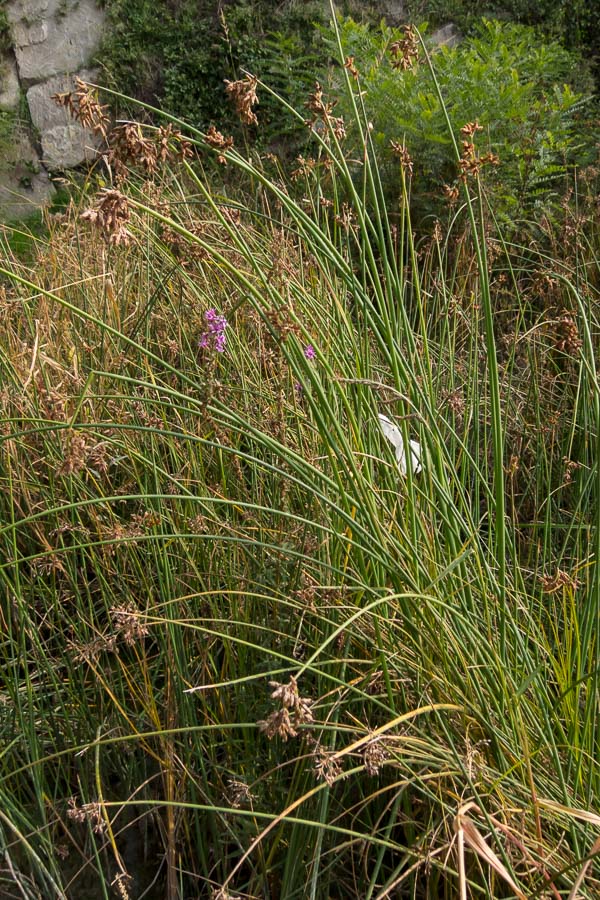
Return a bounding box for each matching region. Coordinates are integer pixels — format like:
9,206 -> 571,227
105,122 -> 194,180
362,736 -> 389,776
312,742 -> 344,785
227,779 -> 254,809
334,202 -> 356,231
344,56 -> 359,79
109,123 -> 159,175
52,77 -> 109,137
443,182 -> 460,202
461,121 -> 484,139
156,123 -> 194,163
291,155 -> 317,181
458,121 -> 500,181
540,568 -> 581,594
257,676 -> 314,741
67,798 -> 106,834
111,873 -> 133,900
258,706 -> 298,741
562,456 -> 581,484
554,311 -> 582,356
110,602 -> 150,646
225,74 -> 259,126
390,25 -> 419,71
205,125 -> 235,164
80,189 -> 133,245
304,82 -> 346,141
57,430 -> 88,476
211,889 -> 240,900
305,82 -> 334,121
391,140 -> 413,176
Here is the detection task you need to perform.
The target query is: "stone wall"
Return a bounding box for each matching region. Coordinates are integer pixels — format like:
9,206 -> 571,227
0,0 -> 105,220
0,0 -> 442,222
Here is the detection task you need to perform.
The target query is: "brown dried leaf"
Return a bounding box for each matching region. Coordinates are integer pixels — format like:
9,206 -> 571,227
455,804 -> 527,900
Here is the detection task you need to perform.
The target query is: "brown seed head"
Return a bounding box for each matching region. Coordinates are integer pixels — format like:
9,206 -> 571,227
224,74 -> 259,126
390,25 -> 419,71
80,189 -> 133,245
540,568 -> 580,594
205,125 -> 234,164
52,77 -> 109,138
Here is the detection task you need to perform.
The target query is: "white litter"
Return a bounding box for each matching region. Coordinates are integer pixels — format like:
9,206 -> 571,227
378,413 -> 422,476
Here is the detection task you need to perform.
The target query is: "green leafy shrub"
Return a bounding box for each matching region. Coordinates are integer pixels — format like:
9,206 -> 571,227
406,0 -> 600,91
0,7 -> 11,54
325,16 -> 597,227
96,1 -> 389,149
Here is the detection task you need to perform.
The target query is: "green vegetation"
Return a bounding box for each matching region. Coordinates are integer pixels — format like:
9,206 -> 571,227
97,0 -> 373,142
406,0 -> 597,58
326,17 -> 596,227
0,6 -> 12,54
0,3 -> 599,898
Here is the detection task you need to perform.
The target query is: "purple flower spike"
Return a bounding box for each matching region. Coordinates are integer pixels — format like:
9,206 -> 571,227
199,307 -> 228,353
304,344 -> 316,360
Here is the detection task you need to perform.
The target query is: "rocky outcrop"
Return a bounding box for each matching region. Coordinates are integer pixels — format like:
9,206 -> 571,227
27,69 -> 103,168
6,0 -> 105,84
0,0 -> 105,220
0,52 -> 21,110
430,24 -> 461,49
0,128 -> 56,221
382,2 -> 406,26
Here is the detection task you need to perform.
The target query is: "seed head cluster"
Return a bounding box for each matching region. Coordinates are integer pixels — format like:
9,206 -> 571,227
258,676 -> 313,741
225,74 -> 259,126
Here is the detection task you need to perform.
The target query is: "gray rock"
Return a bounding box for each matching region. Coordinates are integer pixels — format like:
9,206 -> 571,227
0,53 -> 21,110
6,0 -> 105,84
430,24 -> 461,49
0,127 -> 55,221
27,69 -> 103,169
382,1 -> 406,26
42,122 -> 100,169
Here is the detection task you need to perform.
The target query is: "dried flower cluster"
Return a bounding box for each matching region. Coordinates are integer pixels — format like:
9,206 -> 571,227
264,306 -> 302,341
109,123 -> 157,174
562,456 -> 581,485
225,74 -> 259,126
312,741 -> 344,786
52,81 -> 193,184
111,603 -> 150,646
304,82 -> 346,141
390,25 -> 419,71
67,798 -> 106,834
211,889 -> 240,900
334,201 -> 356,231
540,568 -> 580,594
363,736 -> 389,776
205,125 -> 234,164
443,182 -> 460,202
458,121 -> 500,181
105,122 -> 193,180
258,676 -> 313,741
52,77 -> 109,138
554,312 -> 582,356
80,189 -> 133,246
344,56 -> 359,79
291,155 -> 317,181
391,140 -> 413,176
111,872 -> 133,900
227,779 -> 254,809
